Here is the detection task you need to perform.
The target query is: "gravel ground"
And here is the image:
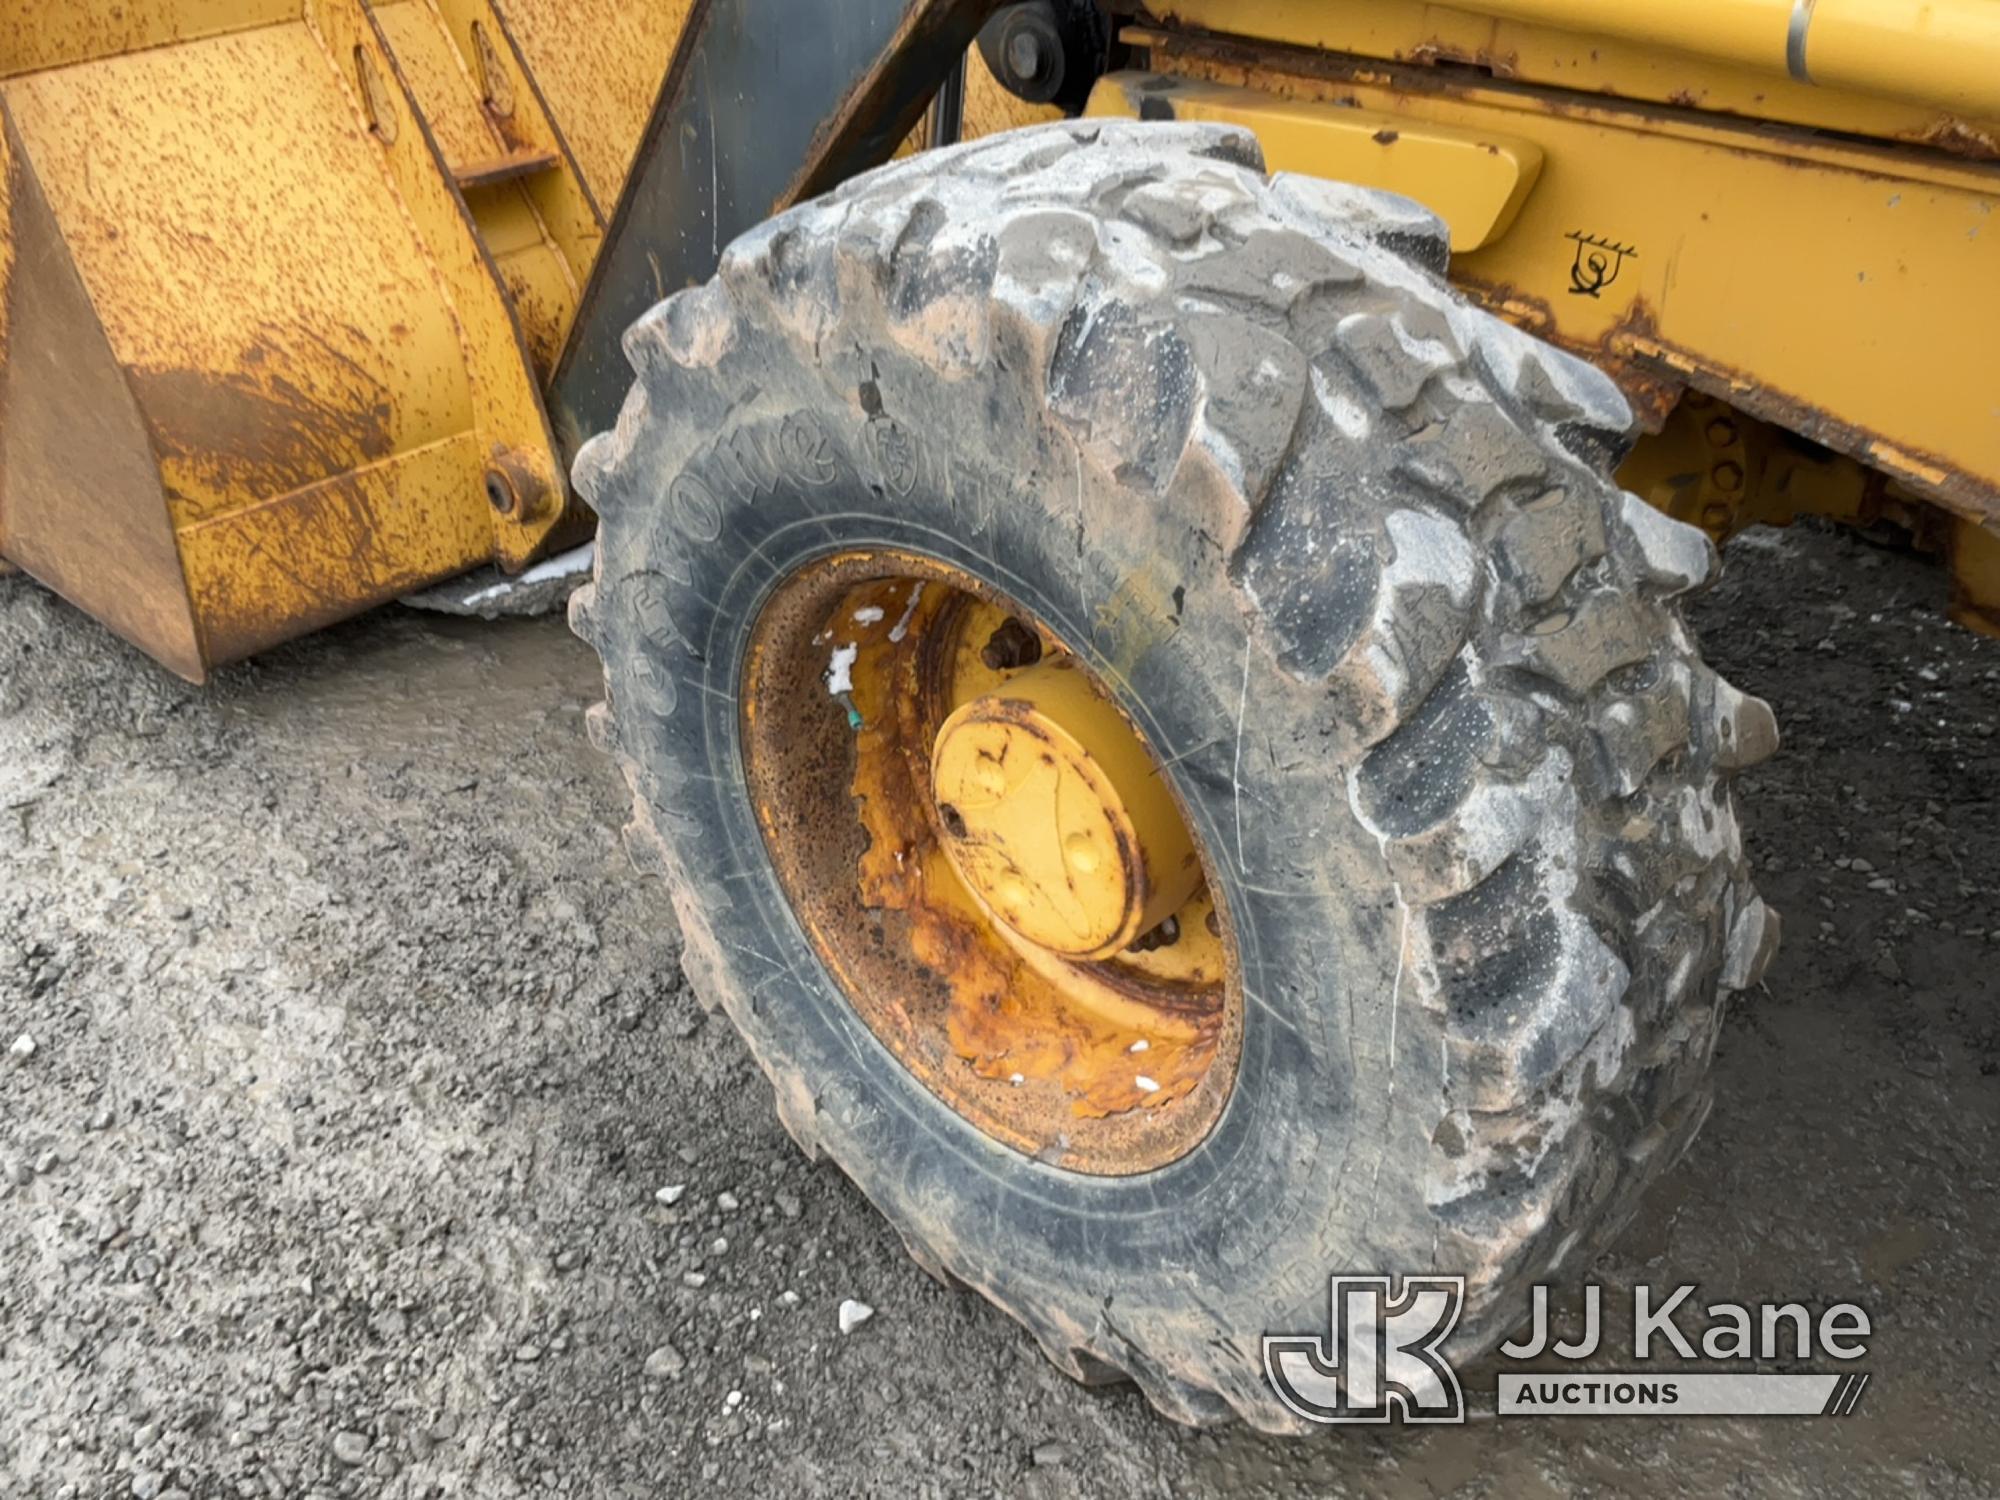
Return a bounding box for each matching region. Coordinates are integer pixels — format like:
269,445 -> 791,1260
3,518 -> 1996,1498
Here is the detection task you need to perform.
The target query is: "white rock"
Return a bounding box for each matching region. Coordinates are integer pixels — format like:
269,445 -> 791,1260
1135,1075 -> 1160,1092
8,1033 -> 34,1060
643,1343 -> 686,1380
656,1184 -> 686,1206
1127,1039 -> 1149,1053
330,1430 -> 370,1467
837,1299 -> 874,1334
716,1191 -> 740,1212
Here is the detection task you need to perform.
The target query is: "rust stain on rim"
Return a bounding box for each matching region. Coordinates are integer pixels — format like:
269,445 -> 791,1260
741,550 -> 1242,1175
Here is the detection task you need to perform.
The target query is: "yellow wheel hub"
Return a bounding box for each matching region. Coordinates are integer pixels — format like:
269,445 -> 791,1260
931,659 -> 1201,961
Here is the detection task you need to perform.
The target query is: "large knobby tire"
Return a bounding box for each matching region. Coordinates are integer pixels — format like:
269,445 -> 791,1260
569,121 -> 1779,1431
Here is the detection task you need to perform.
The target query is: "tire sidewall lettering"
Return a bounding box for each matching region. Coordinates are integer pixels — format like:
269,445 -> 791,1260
667,474 -> 723,545
864,416 -> 923,498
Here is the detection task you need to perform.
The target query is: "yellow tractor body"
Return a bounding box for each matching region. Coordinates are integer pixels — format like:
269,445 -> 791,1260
1080,1 -> 2000,629
2,0 -> 1997,678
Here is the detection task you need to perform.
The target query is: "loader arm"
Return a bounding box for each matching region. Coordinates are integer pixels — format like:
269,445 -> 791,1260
550,0 -> 1002,458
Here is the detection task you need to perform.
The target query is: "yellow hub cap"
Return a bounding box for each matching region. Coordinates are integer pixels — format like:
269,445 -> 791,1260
931,659 -> 1201,960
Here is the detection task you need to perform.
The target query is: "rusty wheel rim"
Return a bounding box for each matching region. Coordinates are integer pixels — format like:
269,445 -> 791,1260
742,550 -> 1242,1176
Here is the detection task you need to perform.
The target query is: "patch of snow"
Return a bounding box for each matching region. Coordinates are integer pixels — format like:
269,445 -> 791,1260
1310,366 -> 1371,441
460,541 -> 595,605
888,583 -> 925,643
1383,508 -> 1478,605
826,643 -> 859,696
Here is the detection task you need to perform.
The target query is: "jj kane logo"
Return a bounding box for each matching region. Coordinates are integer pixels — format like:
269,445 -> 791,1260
1266,1278 -> 1872,1424
1263,1276 -> 1467,1424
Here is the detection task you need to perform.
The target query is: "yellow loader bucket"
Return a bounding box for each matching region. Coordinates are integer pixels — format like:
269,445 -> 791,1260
0,1 -> 690,680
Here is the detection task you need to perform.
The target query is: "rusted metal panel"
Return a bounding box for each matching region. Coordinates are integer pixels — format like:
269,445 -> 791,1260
548,0 -> 1002,459
374,0 -> 583,375
0,94 -> 12,381
492,0 -> 695,210
373,1 -> 503,169
176,435 -> 491,665
450,147 -> 561,191
1416,0 -> 2000,120
0,0 -> 300,78
306,0 -> 572,570
0,1 -> 586,676
4,21 -> 475,529
0,103 -> 204,680
425,0 -> 610,284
